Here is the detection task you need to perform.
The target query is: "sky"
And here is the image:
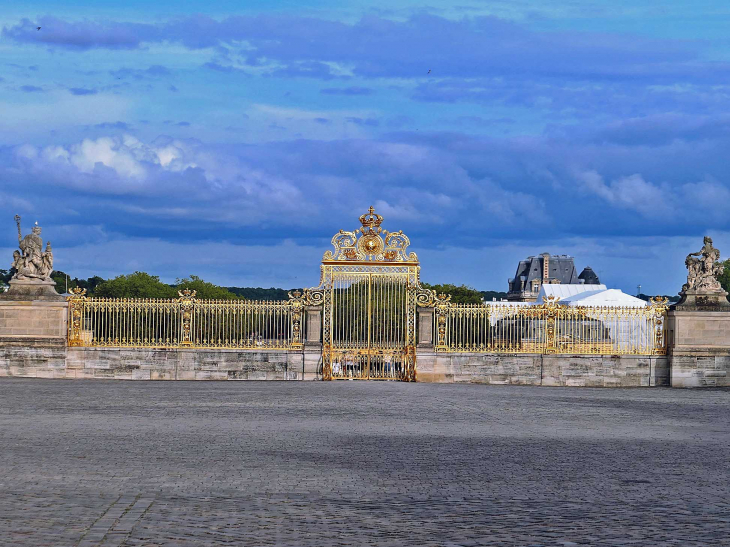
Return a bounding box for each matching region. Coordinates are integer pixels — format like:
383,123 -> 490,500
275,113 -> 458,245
2,0 -> 730,294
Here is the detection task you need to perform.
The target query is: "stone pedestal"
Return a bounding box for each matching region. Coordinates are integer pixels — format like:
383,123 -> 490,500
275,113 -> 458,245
0,298 -> 69,377
674,289 -> 730,311
0,299 -> 68,339
666,309 -> 730,387
302,307 -> 323,380
417,308 -> 434,349
2,279 -> 64,301
304,306 -> 322,347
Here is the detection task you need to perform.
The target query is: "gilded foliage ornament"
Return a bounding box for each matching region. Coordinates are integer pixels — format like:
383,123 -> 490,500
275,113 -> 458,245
323,206 -> 418,263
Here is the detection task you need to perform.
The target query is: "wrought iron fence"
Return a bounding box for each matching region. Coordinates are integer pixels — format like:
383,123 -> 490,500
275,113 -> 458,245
427,294 -> 670,355
67,288 -> 306,350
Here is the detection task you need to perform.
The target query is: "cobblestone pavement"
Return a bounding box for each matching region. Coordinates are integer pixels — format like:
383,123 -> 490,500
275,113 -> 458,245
1,380 -> 729,546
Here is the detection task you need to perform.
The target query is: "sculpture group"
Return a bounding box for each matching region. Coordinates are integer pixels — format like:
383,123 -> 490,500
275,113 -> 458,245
11,215 -> 54,281
0,215 -> 61,300
678,236 -> 728,308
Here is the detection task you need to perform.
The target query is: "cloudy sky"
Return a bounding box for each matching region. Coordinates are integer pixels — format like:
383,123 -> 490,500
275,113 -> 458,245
2,1 -> 730,294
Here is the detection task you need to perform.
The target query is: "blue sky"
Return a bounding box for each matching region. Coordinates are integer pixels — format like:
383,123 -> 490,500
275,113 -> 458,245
2,1 -> 730,293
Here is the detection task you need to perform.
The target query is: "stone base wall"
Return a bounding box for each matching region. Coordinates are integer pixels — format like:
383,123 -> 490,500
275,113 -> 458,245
0,337 -> 68,378
541,355 -> 669,387
670,354 -> 729,388
0,343 -> 670,386
667,309 -> 730,388
416,351 -> 669,387
1,345 -> 305,380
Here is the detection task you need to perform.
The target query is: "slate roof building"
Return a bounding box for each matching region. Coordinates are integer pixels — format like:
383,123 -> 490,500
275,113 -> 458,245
507,253 -> 600,302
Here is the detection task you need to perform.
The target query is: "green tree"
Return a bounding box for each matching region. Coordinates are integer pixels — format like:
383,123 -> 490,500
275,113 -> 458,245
94,272 -> 177,299
421,283 -> 484,304
51,270 -> 74,293
226,287 -> 290,300
175,275 -> 240,300
51,272 -> 108,295
0,269 -> 14,285
718,259 -> 730,295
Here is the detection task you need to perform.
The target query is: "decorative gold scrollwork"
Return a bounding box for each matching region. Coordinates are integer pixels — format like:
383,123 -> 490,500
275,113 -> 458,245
67,287 -> 87,347
415,287 -> 437,307
177,289 -> 196,346
430,293 -> 453,350
302,288 -> 325,306
322,343 -> 333,380
288,290 -> 305,348
323,206 -> 418,263
649,296 -> 670,355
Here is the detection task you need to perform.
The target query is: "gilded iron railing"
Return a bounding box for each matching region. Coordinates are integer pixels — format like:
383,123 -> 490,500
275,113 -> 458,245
67,288 -> 308,350
422,294 -> 670,355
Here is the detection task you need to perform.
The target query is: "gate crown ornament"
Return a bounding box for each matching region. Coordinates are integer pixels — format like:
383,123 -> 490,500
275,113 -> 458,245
359,206 -> 384,230
323,206 -> 418,263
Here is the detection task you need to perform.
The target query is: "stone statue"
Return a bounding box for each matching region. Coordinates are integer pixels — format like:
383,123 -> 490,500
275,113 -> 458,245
11,215 -> 54,281
677,236 -> 729,309
0,215 -> 62,300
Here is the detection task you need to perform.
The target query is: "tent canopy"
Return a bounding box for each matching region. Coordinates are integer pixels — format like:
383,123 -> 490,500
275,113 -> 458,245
560,289 -> 647,308
535,284 -> 607,302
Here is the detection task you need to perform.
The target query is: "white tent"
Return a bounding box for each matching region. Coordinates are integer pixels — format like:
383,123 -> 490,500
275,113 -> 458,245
561,289 -> 647,308
534,284 -> 607,303
534,287 -> 652,351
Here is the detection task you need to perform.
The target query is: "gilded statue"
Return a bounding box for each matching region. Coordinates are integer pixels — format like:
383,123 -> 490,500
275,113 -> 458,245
682,236 -> 723,293
10,215 -> 54,281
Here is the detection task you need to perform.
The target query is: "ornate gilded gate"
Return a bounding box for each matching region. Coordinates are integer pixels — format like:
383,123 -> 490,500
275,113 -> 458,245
312,207 -> 429,381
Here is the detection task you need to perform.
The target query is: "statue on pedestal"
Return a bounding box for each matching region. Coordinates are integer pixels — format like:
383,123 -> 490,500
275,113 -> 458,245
11,215 -> 54,281
1,215 -> 62,300
676,236 -> 729,309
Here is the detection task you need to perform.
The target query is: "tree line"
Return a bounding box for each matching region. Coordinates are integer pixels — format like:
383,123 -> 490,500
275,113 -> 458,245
0,268 -> 500,303
0,269 -> 291,300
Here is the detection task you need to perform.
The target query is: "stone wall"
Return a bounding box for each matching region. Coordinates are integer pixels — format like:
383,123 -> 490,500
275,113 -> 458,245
666,310 -> 730,387
0,337 -> 68,378
415,351 -> 669,387
1,346 -> 306,380
0,342 -> 671,386
0,300 -> 67,338
541,355 -> 669,387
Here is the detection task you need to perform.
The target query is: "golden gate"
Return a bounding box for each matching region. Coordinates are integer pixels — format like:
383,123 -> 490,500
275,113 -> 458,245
66,206 -> 670,379
309,206 -> 432,381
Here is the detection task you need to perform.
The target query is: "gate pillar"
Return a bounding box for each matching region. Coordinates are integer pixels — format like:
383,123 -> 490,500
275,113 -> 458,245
417,307 -> 434,349
305,306 -> 322,347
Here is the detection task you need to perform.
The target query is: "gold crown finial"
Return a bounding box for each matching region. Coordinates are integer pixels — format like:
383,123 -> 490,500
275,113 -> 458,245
322,204 -> 417,263
359,206 -> 383,231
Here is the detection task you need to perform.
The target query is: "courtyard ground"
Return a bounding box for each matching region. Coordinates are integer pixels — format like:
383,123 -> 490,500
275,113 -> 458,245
0,379 -> 728,546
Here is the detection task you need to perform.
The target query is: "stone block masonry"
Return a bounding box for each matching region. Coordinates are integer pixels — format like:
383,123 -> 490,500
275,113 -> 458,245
3,346 -> 306,380
415,352 -> 669,387
667,309 -> 730,387
0,342 -> 670,386
0,300 -> 67,339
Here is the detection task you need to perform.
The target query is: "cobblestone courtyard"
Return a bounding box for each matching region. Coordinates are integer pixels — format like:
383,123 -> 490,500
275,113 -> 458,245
1,380 -> 729,546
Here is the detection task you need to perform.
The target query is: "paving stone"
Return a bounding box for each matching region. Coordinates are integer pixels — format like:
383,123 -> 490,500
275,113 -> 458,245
0,380 -> 728,546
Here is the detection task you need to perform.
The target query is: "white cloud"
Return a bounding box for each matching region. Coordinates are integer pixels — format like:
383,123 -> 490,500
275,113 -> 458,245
577,170 -> 671,217
575,170 -> 730,221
